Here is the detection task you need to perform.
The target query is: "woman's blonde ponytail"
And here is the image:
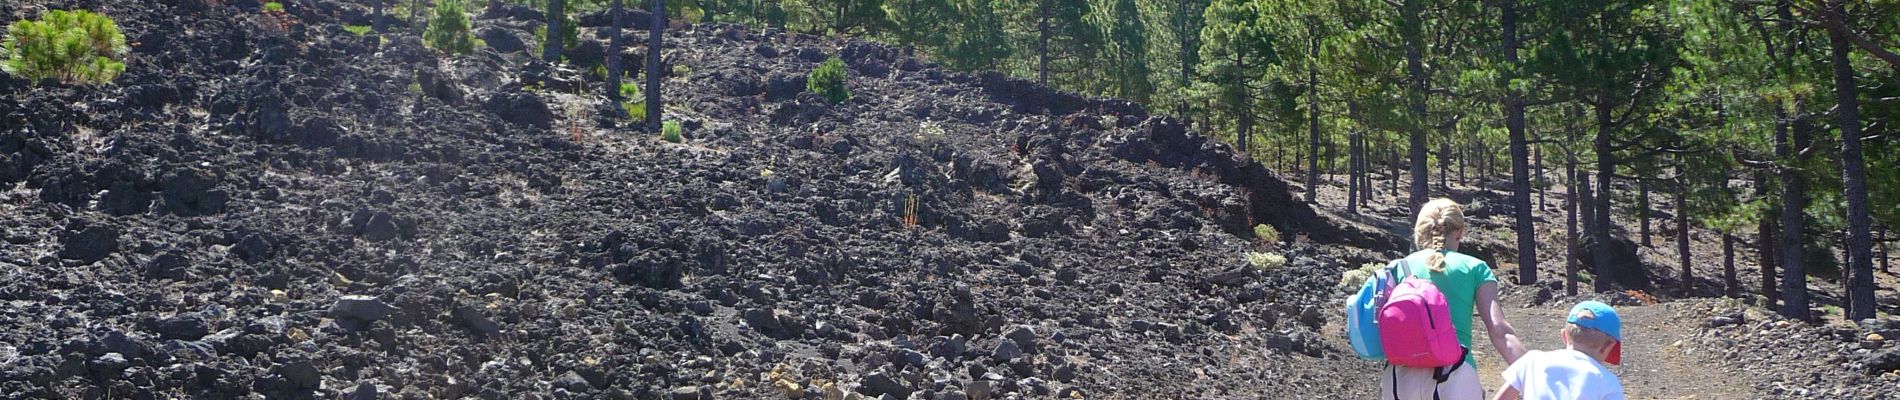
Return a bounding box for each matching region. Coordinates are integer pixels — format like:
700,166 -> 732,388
1412,199 -> 1467,273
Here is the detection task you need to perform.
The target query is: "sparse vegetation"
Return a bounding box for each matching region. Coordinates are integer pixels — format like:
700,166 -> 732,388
619,81 -> 647,120
0,9 -> 130,85
672,63 -> 692,78
660,120 -> 683,143
1246,252 -> 1287,271
263,2 -> 285,12
1338,262 -> 1384,291
343,24 -> 372,36
807,56 -> 851,105
1253,224 -> 1281,245
423,0 -> 476,55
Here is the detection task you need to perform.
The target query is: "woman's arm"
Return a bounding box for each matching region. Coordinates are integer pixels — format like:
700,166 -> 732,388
1477,281 -> 1528,364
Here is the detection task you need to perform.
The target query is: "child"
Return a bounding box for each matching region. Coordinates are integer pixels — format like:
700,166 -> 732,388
1491,301 -> 1626,400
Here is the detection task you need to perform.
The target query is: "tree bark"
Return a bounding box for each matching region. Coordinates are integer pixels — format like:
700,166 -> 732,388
1779,114 -> 1812,320
1724,234 -> 1739,298
1756,169 -> 1779,305
1403,0 -> 1428,213
1501,0 -> 1535,285
1306,40 -> 1321,204
1593,102 -> 1616,293
545,0 -> 567,62
606,0 -> 625,101
1677,174 -> 1692,295
1567,158 -> 1580,296
1640,179 -> 1652,248
373,0 -> 386,35
1829,0 -> 1876,321
1037,0 -> 1050,85
1536,145 -> 1546,209
645,0 -> 664,130
1882,228 -> 1890,273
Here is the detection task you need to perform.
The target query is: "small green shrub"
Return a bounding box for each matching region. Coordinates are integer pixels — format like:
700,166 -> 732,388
263,2 -> 285,12
807,56 -> 851,105
1338,262 -> 1384,290
618,81 -> 646,120
343,24 -> 372,36
660,120 -> 683,143
618,82 -> 641,99
623,101 -> 647,121
0,9 -> 130,85
1253,224 -> 1281,244
1246,252 -> 1287,271
672,63 -> 692,78
423,0 -> 476,55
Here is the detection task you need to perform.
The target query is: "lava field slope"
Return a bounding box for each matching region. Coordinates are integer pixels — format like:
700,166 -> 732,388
0,0 -> 1402,398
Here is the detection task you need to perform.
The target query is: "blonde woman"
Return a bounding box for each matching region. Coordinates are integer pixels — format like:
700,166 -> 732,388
1382,198 -> 1529,399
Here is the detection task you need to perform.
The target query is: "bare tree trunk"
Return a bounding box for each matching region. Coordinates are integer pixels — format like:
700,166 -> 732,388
1829,0 -> 1876,320
1724,234 -> 1738,298
1779,114 -> 1812,320
373,0 -> 386,34
545,0 -> 567,62
1593,101 -> 1616,293
606,0 -> 626,100
1037,0 -> 1050,85
1305,43 -> 1321,204
1677,174 -> 1692,295
1403,0 -> 1428,213
645,0 -> 664,130
1882,228 -> 1890,273
1535,145 -> 1546,209
1640,179 -> 1652,248
1567,158 -> 1580,296
1502,0 -> 1534,285
1756,171 -> 1779,305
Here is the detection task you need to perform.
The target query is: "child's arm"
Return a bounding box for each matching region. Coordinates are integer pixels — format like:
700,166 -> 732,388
1491,384 -> 1520,400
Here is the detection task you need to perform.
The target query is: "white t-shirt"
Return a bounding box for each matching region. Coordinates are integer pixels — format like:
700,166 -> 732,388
1501,349 -> 1626,400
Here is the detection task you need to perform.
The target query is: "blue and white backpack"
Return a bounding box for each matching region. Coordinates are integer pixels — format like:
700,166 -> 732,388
1344,259 -> 1400,360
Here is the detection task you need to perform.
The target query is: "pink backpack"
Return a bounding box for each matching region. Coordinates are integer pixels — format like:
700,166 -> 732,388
1376,259 -> 1465,369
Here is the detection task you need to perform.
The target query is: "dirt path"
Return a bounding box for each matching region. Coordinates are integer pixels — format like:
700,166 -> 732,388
1468,302 -> 1761,400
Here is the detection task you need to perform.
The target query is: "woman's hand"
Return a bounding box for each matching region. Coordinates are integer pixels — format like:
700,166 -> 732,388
1477,282 -> 1528,364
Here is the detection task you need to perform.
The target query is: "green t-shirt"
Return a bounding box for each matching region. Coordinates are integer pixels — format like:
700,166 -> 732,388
1394,249 -> 1497,350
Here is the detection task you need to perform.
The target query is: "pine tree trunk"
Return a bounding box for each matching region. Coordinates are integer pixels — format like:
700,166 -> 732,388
1567,159 -> 1580,296
1844,227 -> 1855,318
1403,0 -> 1428,213
1593,102 -> 1616,293
1305,51 -> 1321,204
1756,171 -> 1779,304
1502,0 -> 1534,285
1640,179 -> 1652,248
1724,234 -> 1738,298
1881,228 -> 1889,273
545,0 -> 567,62
1535,145 -> 1546,209
644,0 -> 664,130
1439,137 -> 1450,190
606,0 -> 625,101
1829,1 -> 1876,320
1037,0 -> 1050,85
1779,114 -> 1812,320
1677,175 -> 1692,295
410,0 -> 421,32
373,0 -> 386,34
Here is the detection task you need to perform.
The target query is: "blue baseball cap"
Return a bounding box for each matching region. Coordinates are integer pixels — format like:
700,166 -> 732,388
1568,301 -> 1622,365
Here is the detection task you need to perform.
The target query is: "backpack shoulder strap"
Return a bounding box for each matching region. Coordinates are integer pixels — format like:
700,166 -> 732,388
1390,257 -> 1414,282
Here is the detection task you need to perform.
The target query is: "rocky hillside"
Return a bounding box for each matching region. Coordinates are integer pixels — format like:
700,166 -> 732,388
0,0 -> 1399,398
